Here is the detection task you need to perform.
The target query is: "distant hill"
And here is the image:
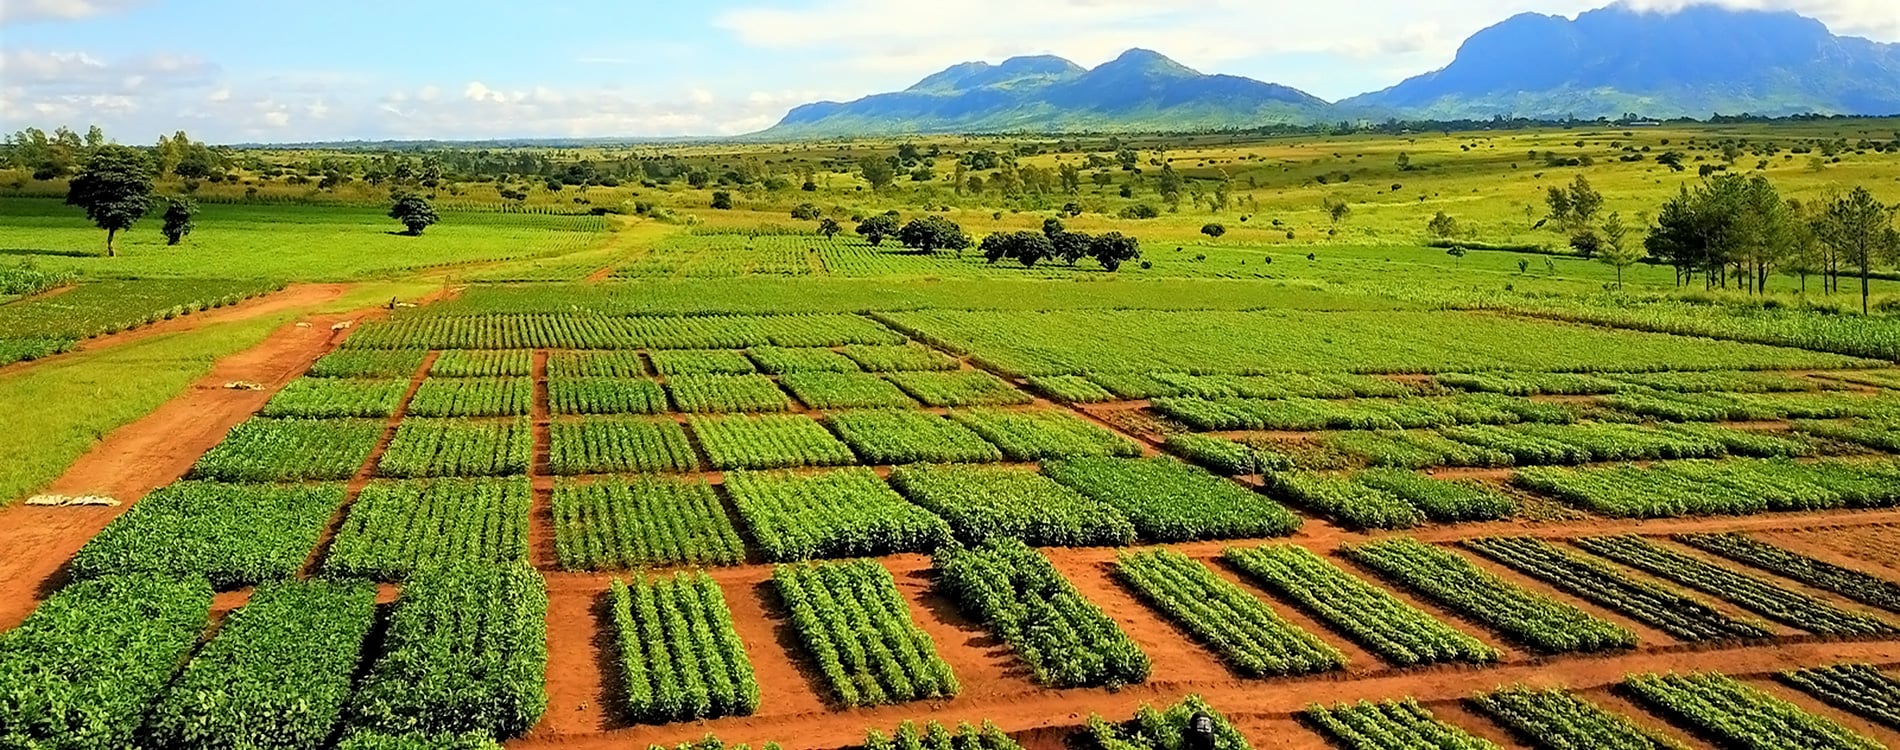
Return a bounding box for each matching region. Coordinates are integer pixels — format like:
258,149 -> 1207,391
761,49 -> 1333,137
1341,4 -> 1900,120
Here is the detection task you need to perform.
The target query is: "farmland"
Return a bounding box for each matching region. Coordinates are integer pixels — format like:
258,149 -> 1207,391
5,118 -> 1900,750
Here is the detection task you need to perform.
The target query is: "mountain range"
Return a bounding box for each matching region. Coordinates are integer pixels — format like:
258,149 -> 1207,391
759,3 -> 1900,137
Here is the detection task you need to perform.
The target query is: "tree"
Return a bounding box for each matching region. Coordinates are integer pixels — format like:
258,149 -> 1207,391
979,231 -> 1053,267
160,197 -> 197,246
1089,232 -> 1141,271
790,203 -> 821,220
1396,152 -> 1413,172
710,191 -> 733,210
896,216 -> 971,254
855,213 -> 900,246
1816,186 -> 1900,314
1545,175 -> 1603,235
817,218 -> 842,239
1426,211 -> 1458,239
859,156 -> 896,191
1201,223 -> 1226,240
1324,197 -> 1352,227
65,145 -> 154,257
1596,211 -> 1645,289
387,195 -> 439,236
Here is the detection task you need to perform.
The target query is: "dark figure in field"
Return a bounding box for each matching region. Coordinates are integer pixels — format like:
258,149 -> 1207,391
1186,711 -> 1217,750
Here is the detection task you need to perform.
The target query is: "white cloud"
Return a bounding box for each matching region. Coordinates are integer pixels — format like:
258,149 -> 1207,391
0,0 -> 149,25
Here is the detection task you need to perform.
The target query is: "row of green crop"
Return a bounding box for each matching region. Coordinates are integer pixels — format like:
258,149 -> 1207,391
1438,369 -> 1827,396
1677,533 -> 1900,614
866,721 -> 1021,750
1779,664 -> 1900,731
552,478 -> 745,571
1264,469 -> 1513,530
407,378 -> 533,417
1154,393 -> 1574,432
1462,536 -> 1772,643
1435,422 -> 1815,468
1513,458 -> 1900,518
190,418 -> 384,483
262,378 -> 407,419
1303,699 -> 1498,750
1623,671 -> 1882,750
826,409 -> 1003,464
1573,535 -> 1894,637
550,418 -> 698,475
782,372 -> 918,409
343,313 -> 905,350
379,419 -> 531,478
1115,548 -> 1343,676
728,468 -> 953,561
689,414 -> 857,470
892,464 -> 1135,548
888,371 -> 1033,408
935,539 -> 1151,688
0,277 -> 283,341
609,573 -> 759,724
70,481 -> 343,589
325,477 -> 531,581
1604,389 -> 1898,423
773,559 -> 959,707
432,350 -> 534,377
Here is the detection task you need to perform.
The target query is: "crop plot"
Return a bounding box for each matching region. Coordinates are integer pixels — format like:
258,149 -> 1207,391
552,477 -> 744,570
143,580 -> 377,750
1321,429 -> 1516,469
936,539 -> 1151,687
431,349 -> 535,378
1046,456 -> 1301,541
190,417 -> 383,483
70,481 -> 344,589
668,374 -> 792,413
1437,371 -> 1624,396
0,575 -> 213,749
890,464 -> 1135,547
378,418 -> 532,478
1355,469 -> 1515,521
1469,686 -> 1680,749
406,377 -> 533,417
950,408 -> 1141,460
1303,699 -> 1500,749
324,477 -> 532,580
1225,544 -> 1498,666
888,371 -> 1033,407
1264,471 -> 1426,530
344,314 -> 645,350
1154,394 -> 1572,431
1027,375 -> 1118,404
773,559 -> 959,706
1513,458 -> 1900,518
689,414 -> 856,470
747,346 -> 861,374
1345,538 -> 1636,654
1464,536 -> 1772,642
347,563 -> 547,740
1163,433 -> 1292,475
1085,696 -> 1249,750
866,721 -> 1025,750
308,348 -> 429,379
549,377 -> 669,415
648,349 -> 755,376
549,417 -> 698,475
1798,419 -> 1900,452
550,350 -> 649,378
840,343 -> 957,372
260,377 -> 407,419
1780,664 -> 1900,729
781,372 -> 918,409
1115,548 -> 1343,676
825,409 -> 1003,464
1603,389 -> 1897,423
1676,533 -> 1900,613
609,573 -> 759,723
725,468 -> 951,560
1573,535 -> 1894,636
1624,671 -> 1883,750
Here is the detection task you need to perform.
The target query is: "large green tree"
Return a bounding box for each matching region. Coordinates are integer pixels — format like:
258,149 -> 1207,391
65,145 -> 155,257
1816,186 -> 1900,314
388,195 -> 440,236
895,216 -> 970,254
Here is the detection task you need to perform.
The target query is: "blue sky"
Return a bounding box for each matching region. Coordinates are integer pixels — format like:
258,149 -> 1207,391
2,0 -> 1894,143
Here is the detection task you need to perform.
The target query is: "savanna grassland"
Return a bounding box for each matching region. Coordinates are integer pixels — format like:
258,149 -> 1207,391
2,119 -> 1900,750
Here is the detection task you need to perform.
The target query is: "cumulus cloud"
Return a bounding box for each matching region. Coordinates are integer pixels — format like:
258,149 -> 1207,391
0,0 -> 150,25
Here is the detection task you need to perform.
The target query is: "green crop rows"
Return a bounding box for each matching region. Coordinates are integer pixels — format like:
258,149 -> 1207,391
1114,548 -> 1343,677
550,417 -> 698,474
1225,545 -> 1497,666
261,378 -> 407,418
0,575 -> 213,749
825,409 -> 1003,464
1676,533 -> 1900,613
1047,457 -> 1301,541
773,559 -> 959,707
1162,433 -> 1292,475
190,417 -> 383,483
552,477 -> 744,570
726,468 -> 951,561
1469,685 -> 1685,750
609,573 -> 759,724
1027,375 -> 1118,404
1345,538 -> 1635,654
325,477 -> 531,581
888,371 -> 1033,407
406,378 -> 532,417
378,418 -> 531,478
865,721 -> 1022,750
1463,536 -> 1771,643
1780,664 -> 1900,730
1154,394 -> 1573,432
1624,671 -> 1882,750
309,349 -> 429,379
1085,696 -> 1251,750
1573,535 -> 1893,637
689,414 -> 856,470
1264,471 -> 1427,530
782,372 -> 918,409
550,350 -> 648,378
936,539 -> 1150,688
950,408 -> 1141,461
667,374 -> 791,413
432,350 -> 534,378
649,349 -> 755,375
549,377 -> 668,415
347,563 -> 548,740
1513,458 -> 1900,518
842,343 -> 957,372
143,580 -> 377,750
1303,699 -> 1499,750
70,480 -> 343,589
891,464 -> 1135,547
747,346 -> 860,374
